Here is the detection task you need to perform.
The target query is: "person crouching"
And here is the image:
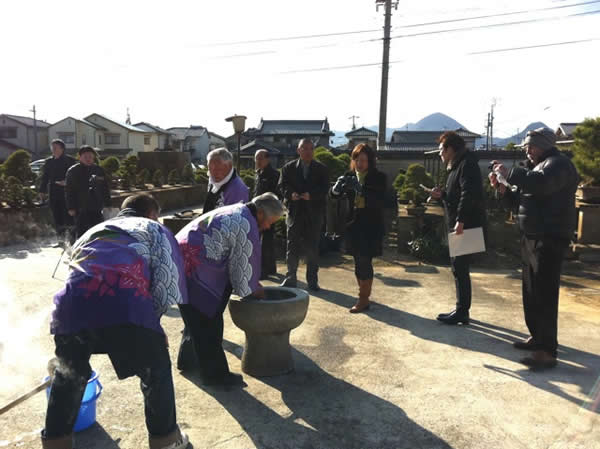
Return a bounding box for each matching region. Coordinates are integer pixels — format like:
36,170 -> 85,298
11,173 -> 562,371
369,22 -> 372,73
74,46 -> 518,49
175,193 -> 285,387
42,193 -> 190,449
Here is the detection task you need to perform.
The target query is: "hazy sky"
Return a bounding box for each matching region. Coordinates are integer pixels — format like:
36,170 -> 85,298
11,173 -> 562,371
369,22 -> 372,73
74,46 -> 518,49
2,0 -> 599,137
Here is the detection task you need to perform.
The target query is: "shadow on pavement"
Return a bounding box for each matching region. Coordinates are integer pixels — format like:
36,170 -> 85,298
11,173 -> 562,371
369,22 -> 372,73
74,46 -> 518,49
183,337 -> 453,449
0,240 -> 55,260
75,423 -> 122,448
311,289 -> 600,414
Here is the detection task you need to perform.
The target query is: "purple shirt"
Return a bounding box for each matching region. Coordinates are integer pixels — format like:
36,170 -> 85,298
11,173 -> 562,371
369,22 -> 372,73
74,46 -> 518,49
51,217 -> 188,335
213,175 -> 249,209
176,204 -> 261,318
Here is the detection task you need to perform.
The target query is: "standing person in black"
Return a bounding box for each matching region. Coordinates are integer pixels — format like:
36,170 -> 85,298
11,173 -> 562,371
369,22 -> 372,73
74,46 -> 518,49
177,147 -> 249,372
430,131 -> 485,325
254,149 -> 281,278
65,146 -> 111,240
279,139 -> 329,291
39,139 -> 76,247
490,128 -> 579,370
330,144 -> 386,313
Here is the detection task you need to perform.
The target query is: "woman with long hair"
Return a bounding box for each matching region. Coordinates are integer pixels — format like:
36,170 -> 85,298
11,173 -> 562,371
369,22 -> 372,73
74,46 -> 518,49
330,144 -> 386,313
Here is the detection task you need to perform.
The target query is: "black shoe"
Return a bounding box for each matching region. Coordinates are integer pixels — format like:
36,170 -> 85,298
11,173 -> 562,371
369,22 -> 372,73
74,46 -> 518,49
202,372 -> 245,389
437,310 -> 456,319
437,310 -> 469,325
519,351 -> 557,370
281,276 -> 297,288
308,283 -> 320,292
513,337 -> 541,351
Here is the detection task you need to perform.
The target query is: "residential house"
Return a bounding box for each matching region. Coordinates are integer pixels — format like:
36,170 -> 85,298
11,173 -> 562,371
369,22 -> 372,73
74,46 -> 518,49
345,127 -> 378,150
242,118 -> 335,162
208,131 -> 227,152
0,114 -> 51,161
84,113 -> 146,156
167,126 -> 210,163
555,122 -> 580,148
134,122 -> 174,151
48,117 -> 105,155
388,128 -> 481,151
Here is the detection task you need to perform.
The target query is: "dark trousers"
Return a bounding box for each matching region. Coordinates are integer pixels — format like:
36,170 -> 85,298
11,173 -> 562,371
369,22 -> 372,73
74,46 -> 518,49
261,228 -> 277,277
49,195 -> 73,241
451,255 -> 472,314
75,210 -> 103,240
44,328 -> 176,439
521,236 -> 568,358
177,301 -> 231,381
353,254 -> 374,280
286,217 -> 323,284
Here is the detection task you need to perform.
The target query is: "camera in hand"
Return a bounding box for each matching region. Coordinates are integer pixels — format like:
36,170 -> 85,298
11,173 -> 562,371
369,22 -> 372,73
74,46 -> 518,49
333,174 -> 362,195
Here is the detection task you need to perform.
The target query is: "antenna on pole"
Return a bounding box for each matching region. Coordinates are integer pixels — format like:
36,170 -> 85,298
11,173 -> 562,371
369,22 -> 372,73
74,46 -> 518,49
348,115 -> 360,130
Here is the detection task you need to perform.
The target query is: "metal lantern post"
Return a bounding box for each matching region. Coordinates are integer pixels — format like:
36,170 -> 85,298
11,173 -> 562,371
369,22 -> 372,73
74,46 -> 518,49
225,114 -> 247,172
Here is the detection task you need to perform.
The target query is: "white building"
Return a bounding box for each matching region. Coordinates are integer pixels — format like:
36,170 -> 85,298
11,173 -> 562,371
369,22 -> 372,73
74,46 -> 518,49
0,114 -> 51,161
48,117 -> 104,154
84,113 -> 147,156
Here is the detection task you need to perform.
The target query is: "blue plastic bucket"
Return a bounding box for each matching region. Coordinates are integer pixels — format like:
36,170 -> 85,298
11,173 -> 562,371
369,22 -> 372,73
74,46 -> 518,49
45,370 -> 103,432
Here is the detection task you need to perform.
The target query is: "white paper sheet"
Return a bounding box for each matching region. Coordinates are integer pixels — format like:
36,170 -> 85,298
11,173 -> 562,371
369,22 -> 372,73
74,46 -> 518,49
448,227 -> 486,258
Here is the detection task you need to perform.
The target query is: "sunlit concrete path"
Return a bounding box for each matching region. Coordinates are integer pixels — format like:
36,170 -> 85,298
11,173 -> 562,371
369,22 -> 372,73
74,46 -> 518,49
1,242 -> 599,449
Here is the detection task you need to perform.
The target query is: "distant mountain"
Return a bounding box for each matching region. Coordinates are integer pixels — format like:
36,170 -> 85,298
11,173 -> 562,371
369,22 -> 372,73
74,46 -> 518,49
475,121 -> 550,148
399,112 -> 468,132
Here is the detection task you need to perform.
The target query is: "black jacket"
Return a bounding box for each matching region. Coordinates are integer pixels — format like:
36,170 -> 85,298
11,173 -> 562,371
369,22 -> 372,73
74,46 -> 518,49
39,154 -> 77,201
443,151 -> 486,231
279,158 -> 329,226
505,148 -> 579,240
65,163 -> 111,212
330,169 -> 387,257
254,163 -> 280,198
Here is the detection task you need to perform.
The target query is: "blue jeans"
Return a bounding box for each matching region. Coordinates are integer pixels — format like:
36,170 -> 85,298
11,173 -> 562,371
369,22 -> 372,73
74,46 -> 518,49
43,327 -> 176,439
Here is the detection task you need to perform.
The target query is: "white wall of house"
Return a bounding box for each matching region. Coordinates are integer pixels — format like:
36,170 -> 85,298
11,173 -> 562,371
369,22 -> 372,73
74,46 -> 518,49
142,133 -> 159,152
85,114 -> 145,154
187,133 -> 210,163
129,132 -> 146,154
49,118 -> 100,153
0,116 -> 49,157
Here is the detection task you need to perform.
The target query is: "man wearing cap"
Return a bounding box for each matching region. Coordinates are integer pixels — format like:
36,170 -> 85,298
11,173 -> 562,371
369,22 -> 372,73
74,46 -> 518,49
490,127 -> 579,370
65,146 -> 111,240
39,139 -> 77,247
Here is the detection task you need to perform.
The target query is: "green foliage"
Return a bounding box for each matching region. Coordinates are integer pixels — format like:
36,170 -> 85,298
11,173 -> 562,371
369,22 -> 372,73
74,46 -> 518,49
407,232 -> 448,264
23,186 -> 35,206
100,156 -> 120,175
3,150 -> 34,183
504,142 -> 517,151
393,173 -> 406,193
314,149 -> 347,181
118,155 -> 138,190
182,164 -> 195,184
194,167 -> 209,185
572,117 -> 600,186
136,168 -> 150,189
240,168 -> 255,192
398,163 -> 434,205
314,146 -> 329,156
5,176 -> 25,208
152,169 -> 164,188
337,153 -> 351,167
167,169 -> 180,185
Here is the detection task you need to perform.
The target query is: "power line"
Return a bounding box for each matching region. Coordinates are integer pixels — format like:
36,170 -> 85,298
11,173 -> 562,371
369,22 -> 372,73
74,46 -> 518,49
382,9 -> 600,41
392,0 -> 600,29
281,38 -> 599,74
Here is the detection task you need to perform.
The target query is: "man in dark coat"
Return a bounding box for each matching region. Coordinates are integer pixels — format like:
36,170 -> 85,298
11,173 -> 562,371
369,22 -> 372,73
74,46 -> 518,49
254,149 -> 280,278
491,127 -> 579,370
177,147 -> 249,372
278,139 -> 329,291
430,131 -> 485,325
39,139 -> 77,246
65,146 -> 111,240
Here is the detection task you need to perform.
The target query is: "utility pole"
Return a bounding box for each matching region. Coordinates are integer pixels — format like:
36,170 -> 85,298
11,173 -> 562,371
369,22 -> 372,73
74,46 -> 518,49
485,113 -> 490,151
348,115 -> 360,130
376,0 -> 398,151
490,101 -> 495,150
30,105 -> 38,158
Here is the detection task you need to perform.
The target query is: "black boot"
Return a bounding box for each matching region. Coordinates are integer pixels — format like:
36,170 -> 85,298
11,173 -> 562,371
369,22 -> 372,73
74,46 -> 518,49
437,310 -> 469,325
437,309 -> 455,319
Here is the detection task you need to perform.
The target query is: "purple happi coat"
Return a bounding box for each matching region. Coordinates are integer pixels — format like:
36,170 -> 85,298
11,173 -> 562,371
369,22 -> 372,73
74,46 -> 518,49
51,216 -> 188,336
176,203 -> 261,318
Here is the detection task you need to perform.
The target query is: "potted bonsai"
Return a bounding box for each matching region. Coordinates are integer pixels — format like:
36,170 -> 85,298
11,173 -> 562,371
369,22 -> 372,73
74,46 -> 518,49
406,189 -> 426,217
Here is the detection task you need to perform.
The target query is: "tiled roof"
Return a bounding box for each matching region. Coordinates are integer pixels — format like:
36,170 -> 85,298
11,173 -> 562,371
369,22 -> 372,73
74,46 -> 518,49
556,123 -> 579,138
1,114 -> 51,128
50,116 -> 105,130
383,143 -> 437,152
84,113 -> 146,132
252,119 -> 334,136
240,140 -> 281,155
345,126 -> 377,137
167,126 -> 206,140
134,122 -> 172,134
